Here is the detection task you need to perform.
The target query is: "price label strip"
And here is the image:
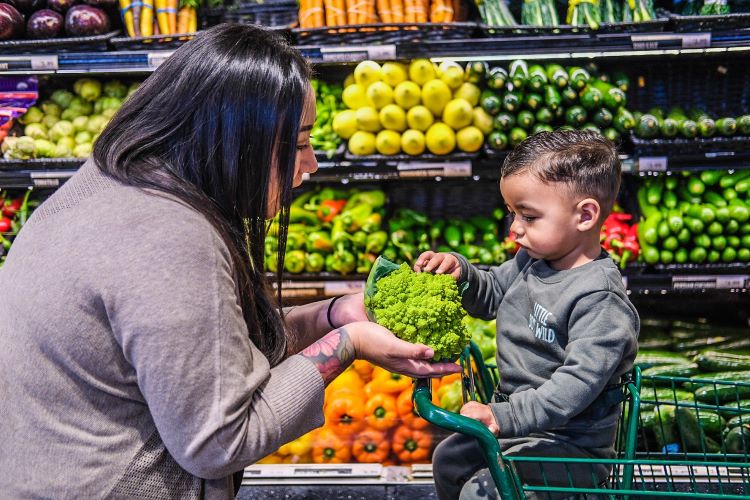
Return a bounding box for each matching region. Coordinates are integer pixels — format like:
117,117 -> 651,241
245,463 -> 382,478
630,33 -> 710,50
397,160 -> 472,178
672,275 -> 750,290
147,51 -> 175,70
321,45 -> 396,63
0,55 -> 57,73
638,156 -> 668,172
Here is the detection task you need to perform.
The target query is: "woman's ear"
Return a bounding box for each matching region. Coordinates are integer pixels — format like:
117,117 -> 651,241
576,198 -> 601,231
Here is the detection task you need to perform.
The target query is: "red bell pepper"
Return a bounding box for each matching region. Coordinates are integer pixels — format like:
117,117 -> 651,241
317,199 -> 347,223
0,217 -> 11,233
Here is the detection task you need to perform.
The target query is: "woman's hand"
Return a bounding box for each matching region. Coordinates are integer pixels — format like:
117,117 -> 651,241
329,292 -> 368,326
460,401 -> 500,436
413,251 -> 461,280
347,321 -> 461,378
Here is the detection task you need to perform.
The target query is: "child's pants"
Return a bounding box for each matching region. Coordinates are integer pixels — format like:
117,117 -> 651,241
432,432 -> 612,500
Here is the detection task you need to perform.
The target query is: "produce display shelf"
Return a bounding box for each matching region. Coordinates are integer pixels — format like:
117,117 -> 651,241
0,28 -> 748,75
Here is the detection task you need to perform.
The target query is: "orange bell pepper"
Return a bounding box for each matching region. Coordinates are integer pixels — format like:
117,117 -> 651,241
370,367 -> 412,394
324,393 -> 366,436
352,428 -> 390,463
364,393 -> 399,430
352,360 -> 375,382
325,368 -> 365,403
397,387 -> 429,430
312,428 -> 352,464
392,426 -> 432,464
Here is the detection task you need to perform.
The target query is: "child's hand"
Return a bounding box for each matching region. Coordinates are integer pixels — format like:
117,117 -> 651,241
460,401 -> 500,436
413,251 -> 461,280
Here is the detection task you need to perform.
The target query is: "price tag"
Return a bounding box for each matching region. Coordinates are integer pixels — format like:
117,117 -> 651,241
682,33 -> 711,49
716,275 -> 750,289
0,55 -> 57,72
639,157 -> 668,172
620,157 -> 636,174
367,45 -> 397,60
31,178 -> 60,188
147,51 -> 174,70
630,34 -> 681,50
397,160 -> 472,178
324,281 -> 364,296
672,275 -> 718,289
31,171 -> 75,188
245,463 -> 382,478
321,47 -> 369,62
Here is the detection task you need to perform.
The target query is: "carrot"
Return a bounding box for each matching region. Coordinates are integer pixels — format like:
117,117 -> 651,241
368,0 -> 377,22
188,6 -> 197,32
336,0 -> 347,24
324,0 -> 337,25
140,0 -> 154,36
168,0 -> 177,34
391,0 -> 403,22
119,0 -> 136,37
155,0 -> 170,34
376,0 -> 391,22
418,0 -> 427,21
299,0 -> 309,27
177,6 -> 190,33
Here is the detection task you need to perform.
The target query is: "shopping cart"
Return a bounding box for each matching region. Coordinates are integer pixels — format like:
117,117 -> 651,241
415,354 -> 750,499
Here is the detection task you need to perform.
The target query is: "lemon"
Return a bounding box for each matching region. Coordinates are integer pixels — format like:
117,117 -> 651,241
348,131 -> 377,156
425,122 -> 456,155
354,60 -> 382,88
472,107 -> 494,135
442,98 -> 474,130
401,129 -> 426,156
355,107 -> 382,133
381,62 -> 408,87
421,79 -> 452,117
379,104 -> 407,132
409,59 -> 436,86
376,130 -> 402,155
453,82 -> 481,107
394,81 -> 421,109
456,126 -> 484,153
438,62 -> 465,90
342,84 -> 370,110
406,105 -> 435,132
366,81 -> 394,110
344,74 -> 355,88
332,110 -> 358,139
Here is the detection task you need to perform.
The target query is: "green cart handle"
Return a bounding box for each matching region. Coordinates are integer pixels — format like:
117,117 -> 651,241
413,378 -> 522,500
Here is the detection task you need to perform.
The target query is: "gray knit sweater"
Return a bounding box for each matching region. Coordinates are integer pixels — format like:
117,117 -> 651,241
0,160 -> 325,499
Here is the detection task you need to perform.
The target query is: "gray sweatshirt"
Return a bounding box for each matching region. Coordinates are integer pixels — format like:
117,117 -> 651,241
456,249 -> 639,450
0,160 -> 325,499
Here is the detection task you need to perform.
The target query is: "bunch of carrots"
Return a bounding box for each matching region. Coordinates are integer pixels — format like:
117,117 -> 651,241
119,0 -> 199,37
299,0 -> 462,28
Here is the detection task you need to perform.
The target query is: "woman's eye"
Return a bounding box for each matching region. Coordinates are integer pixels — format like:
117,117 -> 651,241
296,143 -> 310,151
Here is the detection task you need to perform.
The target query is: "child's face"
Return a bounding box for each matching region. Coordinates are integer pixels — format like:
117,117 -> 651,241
500,171 -> 600,266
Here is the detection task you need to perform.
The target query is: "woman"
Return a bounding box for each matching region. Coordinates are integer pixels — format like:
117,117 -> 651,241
0,24 -> 458,499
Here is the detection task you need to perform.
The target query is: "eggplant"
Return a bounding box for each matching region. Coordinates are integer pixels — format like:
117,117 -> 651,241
47,0 -> 77,13
27,9 -> 64,38
4,0 -> 45,14
0,3 -> 24,40
82,0 -> 117,6
64,4 -> 109,36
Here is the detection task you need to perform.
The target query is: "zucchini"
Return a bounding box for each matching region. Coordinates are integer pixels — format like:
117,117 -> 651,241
486,67 -> 508,90
694,351 -> 750,372
565,106 -> 587,127
535,107 -> 553,125
591,79 -> 626,110
487,131 -> 509,151
579,85 -> 602,111
524,92 -> 543,111
738,115 -> 750,135
642,363 -> 700,380
698,117 -> 716,138
509,127 -> 527,147
635,114 -> 661,139
695,382 -> 750,404
545,64 -> 568,88
660,118 -> 679,138
612,71 -> 629,92
592,108 -> 614,128
502,92 -> 523,113
567,66 -> 591,90
679,119 -> 699,139
532,123 -> 553,134
653,406 -> 679,451
527,65 -> 548,91
493,112 -> 516,132
717,117 -> 738,137
560,86 -> 578,107
676,407 -> 721,452
543,85 -> 561,110
517,110 -> 535,131
582,123 -> 601,134
509,60 -> 529,89
465,62 -> 489,84
603,128 -> 620,143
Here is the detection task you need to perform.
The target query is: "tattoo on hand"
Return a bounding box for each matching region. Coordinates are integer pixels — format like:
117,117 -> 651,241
300,327 -> 355,383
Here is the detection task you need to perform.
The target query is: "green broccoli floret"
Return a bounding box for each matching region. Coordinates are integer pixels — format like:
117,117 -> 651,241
366,263 -> 469,361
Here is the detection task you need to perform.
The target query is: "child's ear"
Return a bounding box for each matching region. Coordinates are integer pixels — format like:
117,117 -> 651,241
576,198 -> 601,231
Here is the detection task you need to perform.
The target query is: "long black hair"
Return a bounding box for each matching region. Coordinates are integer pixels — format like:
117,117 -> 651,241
93,24 -> 311,366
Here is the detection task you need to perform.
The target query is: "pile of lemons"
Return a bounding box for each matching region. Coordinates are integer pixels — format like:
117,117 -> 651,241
333,59 -> 492,156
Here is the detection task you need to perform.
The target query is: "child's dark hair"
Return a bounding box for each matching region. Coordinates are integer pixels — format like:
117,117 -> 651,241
501,130 -> 621,218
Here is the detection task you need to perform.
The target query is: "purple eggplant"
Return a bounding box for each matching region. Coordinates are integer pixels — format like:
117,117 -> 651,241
47,0 -> 77,13
3,0 -> 45,15
64,4 -> 109,36
82,0 -> 117,6
0,3 -> 24,39
27,9 -> 64,38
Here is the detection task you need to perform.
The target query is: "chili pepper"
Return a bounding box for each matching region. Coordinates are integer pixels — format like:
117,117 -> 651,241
371,367 -> 412,394
289,206 -> 319,226
307,231 -> 333,253
345,190 -> 386,210
443,225 -> 461,249
382,245 -> 399,262
461,223 -> 477,245
390,229 -> 412,247
349,231 -> 367,250
637,186 -> 658,218
477,247 -> 494,265
341,204 -> 373,232
324,392 -> 365,437
365,231 -> 388,254
284,250 -> 306,274
352,429 -> 390,463
305,252 -> 325,273
392,208 -> 428,228
361,212 -> 383,234
356,252 -> 376,274
488,241 -> 507,264
286,232 -> 307,251
317,199 -> 347,223
1,197 -> 22,219
291,190 -> 316,208
331,217 -> 350,253
392,427 -> 432,464
312,429 -> 352,464
365,393 -> 399,431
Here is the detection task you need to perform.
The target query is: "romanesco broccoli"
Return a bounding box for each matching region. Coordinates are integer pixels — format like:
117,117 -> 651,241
366,263 -> 469,361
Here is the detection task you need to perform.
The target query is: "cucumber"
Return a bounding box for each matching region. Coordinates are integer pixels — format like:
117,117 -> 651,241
642,363 -> 699,381
679,120 -> 699,139
683,371 -> 750,391
493,112 -> 516,132
560,86 -> 578,107
694,351 -> 750,372
509,127 -> 528,147
487,131 -> 509,151
543,85 -> 561,110
603,128 -> 620,143
517,110 -> 535,131
675,336 -> 732,353
695,382 -> 750,404
697,410 -> 725,437
652,406 -> 679,451
660,118 -> 679,138
612,71 -> 629,92
717,117 -> 738,137
641,386 -> 695,405
719,400 -> 750,419
635,351 -> 691,369
546,64 -> 568,88
738,115 -> 750,135
676,407 -> 721,452
698,117 -> 716,138
724,424 -> 750,454
592,108 -> 614,128
486,67 -> 508,90
565,106 -> 587,127
639,338 -> 674,350
567,66 -> 591,90
636,114 -> 660,139
527,65 -> 548,91
509,60 -> 529,89
502,92 -> 523,113
535,107 -> 553,125
726,415 -> 750,430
